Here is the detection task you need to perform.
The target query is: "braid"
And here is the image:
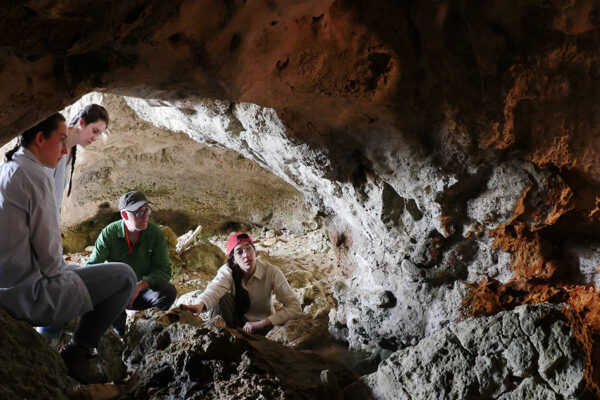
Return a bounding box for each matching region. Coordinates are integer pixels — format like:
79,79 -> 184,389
227,253 -> 251,318
65,104 -> 108,197
66,145 -> 76,197
4,113 -> 65,162
4,139 -> 22,162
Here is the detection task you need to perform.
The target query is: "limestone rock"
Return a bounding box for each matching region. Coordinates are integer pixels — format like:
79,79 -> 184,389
363,304 -> 586,400
282,269 -> 330,317
179,235 -> 225,276
0,309 -> 71,399
59,94 -> 315,237
266,311 -> 331,350
157,224 -> 183,276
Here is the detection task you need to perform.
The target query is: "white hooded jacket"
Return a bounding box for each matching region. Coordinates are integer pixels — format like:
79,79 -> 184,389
0,147 -> 92,325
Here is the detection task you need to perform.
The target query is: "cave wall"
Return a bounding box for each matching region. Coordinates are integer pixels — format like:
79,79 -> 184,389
58,93 -> 313,236
2,0 -> 600,377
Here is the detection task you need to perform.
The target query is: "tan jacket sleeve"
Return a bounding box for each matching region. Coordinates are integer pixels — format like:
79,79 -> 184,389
267,266 -> 302,326
197,265 -> 233,311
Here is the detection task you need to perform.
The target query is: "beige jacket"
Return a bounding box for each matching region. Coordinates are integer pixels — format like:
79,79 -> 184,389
198,258 -> 301,325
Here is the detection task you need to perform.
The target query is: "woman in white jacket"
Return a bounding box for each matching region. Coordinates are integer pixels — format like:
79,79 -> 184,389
49,103 -> 109,214
182,232 -> 301,334
0,113 -> 136,384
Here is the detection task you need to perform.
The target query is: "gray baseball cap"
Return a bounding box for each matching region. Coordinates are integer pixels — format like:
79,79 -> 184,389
118,191 -> 152,212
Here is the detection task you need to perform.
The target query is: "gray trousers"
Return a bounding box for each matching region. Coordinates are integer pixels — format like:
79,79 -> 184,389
71,263 -> 136,348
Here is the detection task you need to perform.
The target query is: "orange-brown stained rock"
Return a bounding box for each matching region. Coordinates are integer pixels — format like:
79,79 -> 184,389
465,159 -> 600,397
464,280 -> 600,398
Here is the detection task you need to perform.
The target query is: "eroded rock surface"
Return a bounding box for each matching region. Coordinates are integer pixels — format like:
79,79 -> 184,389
122,308 -> 357,400
363,304 -> 588,400
0,309 -> 71,399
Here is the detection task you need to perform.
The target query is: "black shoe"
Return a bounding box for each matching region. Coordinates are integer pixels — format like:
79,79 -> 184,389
59,342 -> 107,384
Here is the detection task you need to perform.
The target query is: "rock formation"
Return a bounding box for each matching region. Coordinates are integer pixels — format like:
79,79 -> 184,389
123,308 -> 357,400
363,304 -> 589,399
2,0 -> 600,398
0,309 -> 71,399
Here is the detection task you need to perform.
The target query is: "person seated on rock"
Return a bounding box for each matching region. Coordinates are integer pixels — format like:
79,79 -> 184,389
0,113 -> 137,384
181,232 -> 301,335
87,190 -> 177,336
37,103 -> 110,341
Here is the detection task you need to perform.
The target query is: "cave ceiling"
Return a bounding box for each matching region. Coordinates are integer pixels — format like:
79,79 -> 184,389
2,0 -> 597,175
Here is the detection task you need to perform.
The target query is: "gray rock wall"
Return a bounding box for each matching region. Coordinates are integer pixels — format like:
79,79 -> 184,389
363,304 -> 586,400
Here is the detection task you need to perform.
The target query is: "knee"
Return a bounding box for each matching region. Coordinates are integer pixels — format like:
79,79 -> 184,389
157,283 -> 177,310
164,283 -> 177,306
118,263 -> 137,290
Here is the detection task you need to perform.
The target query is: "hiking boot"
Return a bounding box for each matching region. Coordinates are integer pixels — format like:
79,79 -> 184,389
59,342 -> 107,384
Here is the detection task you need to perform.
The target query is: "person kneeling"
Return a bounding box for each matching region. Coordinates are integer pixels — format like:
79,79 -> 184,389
87,191 -> 177,336
182,232 -> 301,335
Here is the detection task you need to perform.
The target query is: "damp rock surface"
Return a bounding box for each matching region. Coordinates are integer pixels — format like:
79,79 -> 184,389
0,309 -> 71,399
363,304 -> 586,400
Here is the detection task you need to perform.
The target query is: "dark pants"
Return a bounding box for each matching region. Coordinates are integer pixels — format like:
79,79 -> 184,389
210,292 -> 272,335
113,282 -> 177,332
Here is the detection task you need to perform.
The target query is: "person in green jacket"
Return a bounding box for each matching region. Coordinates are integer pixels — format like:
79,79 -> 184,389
87,190 -> 177,336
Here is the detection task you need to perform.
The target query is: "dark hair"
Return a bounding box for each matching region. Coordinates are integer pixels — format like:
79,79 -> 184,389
5,113 -> 66,162
66,104 -> 109,197
227,253 -> 251,321
68,103 -> 109,128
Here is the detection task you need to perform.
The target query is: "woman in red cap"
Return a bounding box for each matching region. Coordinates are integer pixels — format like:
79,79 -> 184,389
182,232 -> 301,334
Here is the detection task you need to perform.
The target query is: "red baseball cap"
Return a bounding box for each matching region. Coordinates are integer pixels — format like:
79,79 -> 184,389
226,232 -> 254,256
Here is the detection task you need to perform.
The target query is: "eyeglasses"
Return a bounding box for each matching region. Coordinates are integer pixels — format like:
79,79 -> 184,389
130,207 -> 152,218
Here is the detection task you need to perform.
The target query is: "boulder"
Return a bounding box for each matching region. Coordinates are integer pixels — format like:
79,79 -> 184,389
362,304 -> 587,400
0,309 -> 72,399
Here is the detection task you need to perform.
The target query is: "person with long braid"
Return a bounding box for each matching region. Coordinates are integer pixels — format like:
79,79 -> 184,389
181,232 -> 301,334
48,103 -> 109,214
0,114 -> 136,384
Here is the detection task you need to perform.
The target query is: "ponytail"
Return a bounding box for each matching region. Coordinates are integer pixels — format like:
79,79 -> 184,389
4,138 -> 22,162
66,145 -> 76,197
227,253 -> 251,319
66,104 -> 108,197
4,113 -> 66,162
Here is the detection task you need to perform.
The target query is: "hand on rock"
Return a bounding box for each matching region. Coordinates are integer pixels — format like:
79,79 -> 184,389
180,303 -> 204,316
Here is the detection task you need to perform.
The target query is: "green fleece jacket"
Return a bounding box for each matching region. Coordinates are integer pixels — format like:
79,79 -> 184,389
87,220 -> 171,288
